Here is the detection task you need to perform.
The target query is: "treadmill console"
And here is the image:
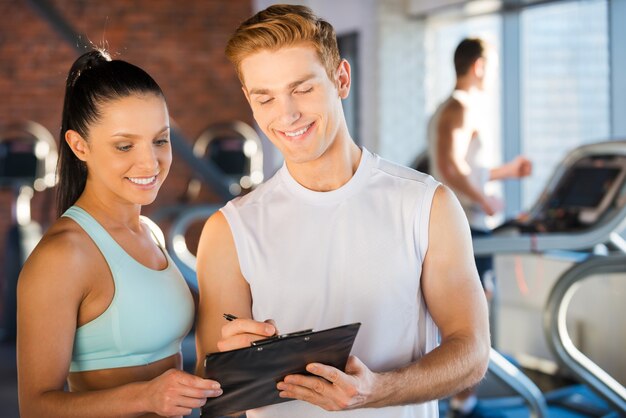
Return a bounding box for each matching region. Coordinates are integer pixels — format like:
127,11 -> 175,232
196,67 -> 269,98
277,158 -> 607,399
497,155 -> 626,233
0,137 -> 39,187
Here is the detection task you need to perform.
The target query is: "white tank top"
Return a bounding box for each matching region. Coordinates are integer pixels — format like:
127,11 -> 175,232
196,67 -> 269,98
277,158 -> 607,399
428,90 -> 490,229
221,148 -> 440,418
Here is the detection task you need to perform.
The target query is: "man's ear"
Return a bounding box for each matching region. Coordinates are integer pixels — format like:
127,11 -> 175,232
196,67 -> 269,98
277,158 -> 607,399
335,59 -> 351,99
473,57 -> 486,79
241,85 -> 252,106
65,130 -> 89,162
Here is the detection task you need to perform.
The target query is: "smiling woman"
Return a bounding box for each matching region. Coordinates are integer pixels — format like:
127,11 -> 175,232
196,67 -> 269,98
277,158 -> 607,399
16,50 -> 223,418
64,94 -> 171,208
56,51 -> 170,216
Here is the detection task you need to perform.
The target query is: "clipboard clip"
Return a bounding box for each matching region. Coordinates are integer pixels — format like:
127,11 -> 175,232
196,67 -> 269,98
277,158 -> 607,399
251,329 -> 314,346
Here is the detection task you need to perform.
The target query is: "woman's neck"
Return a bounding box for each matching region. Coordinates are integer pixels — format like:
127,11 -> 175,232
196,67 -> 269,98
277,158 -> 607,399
74,187 -> 143,232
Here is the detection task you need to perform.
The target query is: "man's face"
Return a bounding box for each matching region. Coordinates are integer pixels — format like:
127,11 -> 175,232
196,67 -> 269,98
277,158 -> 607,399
240,44 -> 350,165
477,48 -> 498,91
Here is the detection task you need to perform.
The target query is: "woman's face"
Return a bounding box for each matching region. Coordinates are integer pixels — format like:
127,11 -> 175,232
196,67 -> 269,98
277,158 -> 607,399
80,93 -> 171,207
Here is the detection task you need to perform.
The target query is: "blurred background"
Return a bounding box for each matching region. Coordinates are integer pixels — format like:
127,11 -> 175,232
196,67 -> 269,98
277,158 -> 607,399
1,0 -> 625,417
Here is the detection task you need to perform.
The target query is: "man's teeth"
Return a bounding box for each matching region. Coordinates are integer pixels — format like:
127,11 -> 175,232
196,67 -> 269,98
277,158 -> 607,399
284,124 -> 310,137
128,176 -> 156,185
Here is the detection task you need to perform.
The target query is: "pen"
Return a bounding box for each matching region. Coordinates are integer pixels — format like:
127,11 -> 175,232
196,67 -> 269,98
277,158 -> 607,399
223,313 -> 238,321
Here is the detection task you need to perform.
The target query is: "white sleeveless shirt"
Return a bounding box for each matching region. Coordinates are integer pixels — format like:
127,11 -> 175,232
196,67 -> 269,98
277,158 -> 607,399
221,148 -> 440,418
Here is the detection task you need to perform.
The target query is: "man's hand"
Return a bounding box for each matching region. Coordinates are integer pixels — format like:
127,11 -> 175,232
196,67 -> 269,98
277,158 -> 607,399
217,318 -> 276,351
490,155 -> 532,181
508,156 -> 532,178
480,195 -> 503,216
276,356 -> 382,411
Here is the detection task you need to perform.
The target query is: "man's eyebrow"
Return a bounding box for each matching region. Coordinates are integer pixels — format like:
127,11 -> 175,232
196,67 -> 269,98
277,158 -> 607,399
248,75 -> 316,96
248,87 -> 269,96
287,75 -> 315,89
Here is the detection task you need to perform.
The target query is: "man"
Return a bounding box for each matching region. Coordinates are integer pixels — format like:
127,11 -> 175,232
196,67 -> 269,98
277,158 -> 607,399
429,37 -> 532,298
428,38 -> 532,416
196,5 -> 490,418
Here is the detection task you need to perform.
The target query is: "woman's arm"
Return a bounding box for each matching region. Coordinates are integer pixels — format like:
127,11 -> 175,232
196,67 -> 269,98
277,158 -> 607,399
17,228 -> 220,418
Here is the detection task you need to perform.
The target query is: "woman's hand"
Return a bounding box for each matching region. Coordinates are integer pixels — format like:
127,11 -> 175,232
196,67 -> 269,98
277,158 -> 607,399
143,369 -> 222,417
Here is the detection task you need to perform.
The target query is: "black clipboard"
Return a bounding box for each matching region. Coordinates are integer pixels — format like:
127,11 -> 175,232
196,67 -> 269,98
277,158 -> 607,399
201,322 -> 361,418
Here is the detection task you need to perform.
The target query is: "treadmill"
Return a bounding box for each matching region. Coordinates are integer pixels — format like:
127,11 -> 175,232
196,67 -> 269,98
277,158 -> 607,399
471,140 -> 626,417
475,140 -> 626,255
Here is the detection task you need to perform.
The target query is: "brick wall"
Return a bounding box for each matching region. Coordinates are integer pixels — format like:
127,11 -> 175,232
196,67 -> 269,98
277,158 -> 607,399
0,0 -> 253,315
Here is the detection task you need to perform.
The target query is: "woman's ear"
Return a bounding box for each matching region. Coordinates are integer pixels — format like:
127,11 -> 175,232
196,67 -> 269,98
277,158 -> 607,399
65,130 -> 89,162
335,59 -> 351,99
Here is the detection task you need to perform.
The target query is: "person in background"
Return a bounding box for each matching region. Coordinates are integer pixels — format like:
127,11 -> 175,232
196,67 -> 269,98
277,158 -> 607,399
195,5 -> 490,418
17,49 -> 222,418
428,38 -> 532,417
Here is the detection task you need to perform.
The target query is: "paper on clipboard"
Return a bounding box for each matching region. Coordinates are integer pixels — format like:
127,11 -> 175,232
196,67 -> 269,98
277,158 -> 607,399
201,322 -> 361,418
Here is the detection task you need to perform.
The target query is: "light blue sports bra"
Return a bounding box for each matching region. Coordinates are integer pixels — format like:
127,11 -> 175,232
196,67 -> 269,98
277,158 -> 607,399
63,206 -> 195,372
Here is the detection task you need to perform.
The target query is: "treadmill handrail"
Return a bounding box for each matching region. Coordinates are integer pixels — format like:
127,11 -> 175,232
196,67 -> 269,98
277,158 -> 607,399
543,254 -> 626,414
473,205 -> 626,255
166,204 -> 222,292
171,127 -> 234,200
187,121 -> 264,198
488,349 -> 549,418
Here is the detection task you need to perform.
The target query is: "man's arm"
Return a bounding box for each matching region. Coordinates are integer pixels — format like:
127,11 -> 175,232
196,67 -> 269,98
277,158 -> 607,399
195,211 -> 275,375
436,101 -> 496,215
490,155 -> 532,181
275,186 -> 490,410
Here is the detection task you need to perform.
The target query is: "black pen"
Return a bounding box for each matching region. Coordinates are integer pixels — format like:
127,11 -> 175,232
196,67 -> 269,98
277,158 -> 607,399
223,313 -> 238,322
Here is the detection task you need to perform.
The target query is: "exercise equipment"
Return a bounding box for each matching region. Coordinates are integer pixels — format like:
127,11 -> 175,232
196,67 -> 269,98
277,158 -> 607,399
0,121 -> 57,341
149,121 -> 263,288
467,140 -> 626,417
166,204 -> 221,293
475,141 -> 626,255
544,254 -> 626,416
187,121 -> 264,200
151,121 -> 263,240
411,149 -> 431,174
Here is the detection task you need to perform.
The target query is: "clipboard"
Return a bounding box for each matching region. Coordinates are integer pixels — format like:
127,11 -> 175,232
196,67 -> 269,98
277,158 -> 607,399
201,322 -> 361,418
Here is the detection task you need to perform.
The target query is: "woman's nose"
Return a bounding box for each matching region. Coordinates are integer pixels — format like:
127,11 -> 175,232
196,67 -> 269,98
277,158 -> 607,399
137,143 -> 159,171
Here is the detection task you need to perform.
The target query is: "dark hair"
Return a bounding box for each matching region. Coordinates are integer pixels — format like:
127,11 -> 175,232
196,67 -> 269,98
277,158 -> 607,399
225,4 -> 340,83
454,38 -> 487,77
57,50 -> 164,216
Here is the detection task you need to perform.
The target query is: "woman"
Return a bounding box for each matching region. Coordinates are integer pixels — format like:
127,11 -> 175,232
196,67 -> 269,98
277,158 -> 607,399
17,50 -> 221,417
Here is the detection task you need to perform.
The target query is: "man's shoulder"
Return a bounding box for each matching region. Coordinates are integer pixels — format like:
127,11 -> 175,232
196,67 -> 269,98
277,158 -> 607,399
373,153 -> 438,187
439,96 -> 466,119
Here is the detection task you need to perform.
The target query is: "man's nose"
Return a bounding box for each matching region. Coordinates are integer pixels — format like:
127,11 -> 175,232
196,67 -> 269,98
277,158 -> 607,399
277,98 -> 301,126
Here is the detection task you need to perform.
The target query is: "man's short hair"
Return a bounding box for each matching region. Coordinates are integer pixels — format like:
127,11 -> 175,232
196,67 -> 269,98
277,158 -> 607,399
454,38 -> 487,77
225,4 -> 341,84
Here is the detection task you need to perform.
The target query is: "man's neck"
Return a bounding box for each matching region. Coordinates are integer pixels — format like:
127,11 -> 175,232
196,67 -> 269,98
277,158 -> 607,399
455,77 -> 481,96
286,136 -> 362,192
